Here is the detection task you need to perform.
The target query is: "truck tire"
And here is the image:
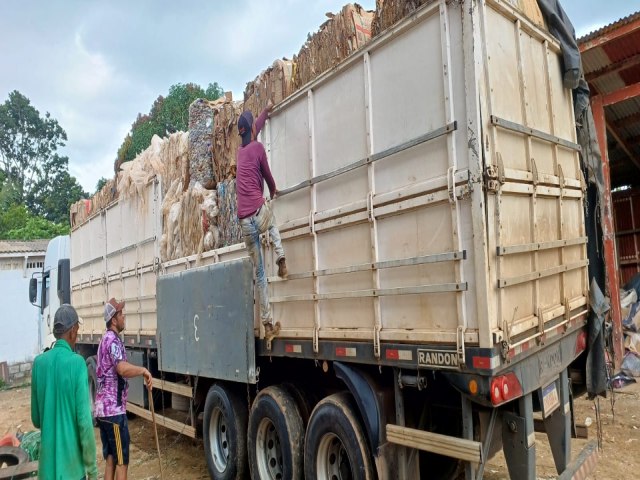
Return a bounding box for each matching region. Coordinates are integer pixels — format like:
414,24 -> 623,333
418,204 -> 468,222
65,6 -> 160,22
0,446 -> 29,467
247,385 -> 304,480
203,384 -> 248,480
304,392 -> 375,480
86,355 -> 98,427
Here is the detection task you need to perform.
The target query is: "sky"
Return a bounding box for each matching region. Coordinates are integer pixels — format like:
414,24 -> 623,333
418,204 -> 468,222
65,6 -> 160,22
0,0 -> 637,194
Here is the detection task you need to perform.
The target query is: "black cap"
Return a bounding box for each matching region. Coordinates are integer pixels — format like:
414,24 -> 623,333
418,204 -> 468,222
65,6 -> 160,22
53,304 -> 80,334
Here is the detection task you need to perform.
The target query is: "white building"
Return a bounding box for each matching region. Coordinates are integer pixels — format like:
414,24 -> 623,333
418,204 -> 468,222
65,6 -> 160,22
0,240 -> 48,364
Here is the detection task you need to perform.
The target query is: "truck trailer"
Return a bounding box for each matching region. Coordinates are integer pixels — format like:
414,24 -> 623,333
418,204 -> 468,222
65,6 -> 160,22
31,0 -> 603,478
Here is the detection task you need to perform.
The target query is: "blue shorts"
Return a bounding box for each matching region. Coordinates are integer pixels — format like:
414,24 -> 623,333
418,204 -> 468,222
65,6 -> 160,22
97,414 -> 130,465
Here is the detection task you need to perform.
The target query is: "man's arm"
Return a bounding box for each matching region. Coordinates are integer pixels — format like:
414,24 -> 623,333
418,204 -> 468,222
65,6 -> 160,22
75,358 -> 98,480
116,361 -> 153,389
254,99 -> 274,136
30,359 -> 40,429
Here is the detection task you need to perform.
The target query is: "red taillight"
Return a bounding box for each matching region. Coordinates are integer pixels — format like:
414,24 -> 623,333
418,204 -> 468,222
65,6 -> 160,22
575,330 -> 587,355
490,373 -> 523,406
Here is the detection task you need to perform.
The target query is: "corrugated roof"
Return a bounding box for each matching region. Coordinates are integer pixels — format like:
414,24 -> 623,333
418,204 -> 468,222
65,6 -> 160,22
578,10 -> 640,188
0,239 -> 49,254
578,11 -> 640,44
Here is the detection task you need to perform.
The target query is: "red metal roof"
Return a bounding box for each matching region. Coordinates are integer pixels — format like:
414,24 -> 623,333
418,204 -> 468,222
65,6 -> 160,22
579,10 -> 640,189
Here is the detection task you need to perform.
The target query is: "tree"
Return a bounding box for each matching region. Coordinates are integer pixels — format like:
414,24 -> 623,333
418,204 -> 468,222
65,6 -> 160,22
95,177 -> 108,193
27,170 -> 87,224
0,91 -> 68,204
115,82 -> 224,168
0,205 -> 69,240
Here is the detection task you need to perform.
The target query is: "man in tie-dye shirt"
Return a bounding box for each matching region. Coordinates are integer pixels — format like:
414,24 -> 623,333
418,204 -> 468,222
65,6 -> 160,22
95,298 -> 152,480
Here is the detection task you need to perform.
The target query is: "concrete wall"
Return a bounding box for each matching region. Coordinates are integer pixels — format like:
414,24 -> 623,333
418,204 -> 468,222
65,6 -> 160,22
0,360 -> 32,385
0,266 -> 42,364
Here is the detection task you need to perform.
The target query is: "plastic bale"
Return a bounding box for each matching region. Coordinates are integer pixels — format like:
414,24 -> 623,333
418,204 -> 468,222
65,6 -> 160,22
188,99 -> 216,189
217,179 -> 243,247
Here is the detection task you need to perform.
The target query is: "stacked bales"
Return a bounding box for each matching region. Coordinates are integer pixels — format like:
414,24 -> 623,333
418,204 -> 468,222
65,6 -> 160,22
212,99 -> 244,182
243,59 -> 295,115
293,4 -> 374,89
188,99 -> 216,189
216,179 -> 243,247
372,0 -> 543,36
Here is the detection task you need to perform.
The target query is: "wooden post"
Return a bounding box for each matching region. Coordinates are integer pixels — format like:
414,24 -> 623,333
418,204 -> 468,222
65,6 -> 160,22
590,94 -> 624,369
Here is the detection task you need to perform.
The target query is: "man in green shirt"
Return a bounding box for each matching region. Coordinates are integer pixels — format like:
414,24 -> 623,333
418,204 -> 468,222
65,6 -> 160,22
31,304 -> 98,480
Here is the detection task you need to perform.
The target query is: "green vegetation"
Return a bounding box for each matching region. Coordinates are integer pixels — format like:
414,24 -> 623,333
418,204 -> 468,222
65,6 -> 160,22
0,91 -> 86,239
116,82 -> 223,166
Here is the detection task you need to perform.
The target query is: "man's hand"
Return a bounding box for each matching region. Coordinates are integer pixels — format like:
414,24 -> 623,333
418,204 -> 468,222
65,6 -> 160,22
271,189 -> 279,200
142,368 -> 153,391
266,98 -> 274,114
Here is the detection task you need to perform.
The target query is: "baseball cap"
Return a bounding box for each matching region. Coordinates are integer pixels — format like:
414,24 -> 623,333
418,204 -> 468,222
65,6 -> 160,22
104,297 -> 125,323
53,304 -> 80,334
238,111 -> 254,147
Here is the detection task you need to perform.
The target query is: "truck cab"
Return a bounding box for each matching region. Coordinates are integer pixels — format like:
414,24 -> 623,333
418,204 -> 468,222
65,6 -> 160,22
29,235 -> 71,351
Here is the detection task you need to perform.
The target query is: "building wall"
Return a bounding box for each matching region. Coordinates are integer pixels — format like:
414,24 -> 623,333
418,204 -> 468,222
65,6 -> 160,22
0,258 -> 43,364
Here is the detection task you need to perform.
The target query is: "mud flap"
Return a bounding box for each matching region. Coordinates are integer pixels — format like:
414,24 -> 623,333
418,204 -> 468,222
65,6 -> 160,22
543,369 -> 572,474
502,393 -> 536,479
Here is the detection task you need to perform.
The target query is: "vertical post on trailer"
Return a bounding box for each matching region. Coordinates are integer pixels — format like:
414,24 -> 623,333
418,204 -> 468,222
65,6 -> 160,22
462,395 -> 476,480
591,94 -> 624,369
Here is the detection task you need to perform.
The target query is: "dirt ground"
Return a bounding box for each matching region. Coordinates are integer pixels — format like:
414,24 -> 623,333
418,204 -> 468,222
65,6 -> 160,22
1,381 -> 638,479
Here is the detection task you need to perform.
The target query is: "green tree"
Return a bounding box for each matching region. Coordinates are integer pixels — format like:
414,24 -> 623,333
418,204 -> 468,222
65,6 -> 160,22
115,82 -> 223,167
0,205 -> 69,240
0,91 -> 67,203
95,177 -> 108,193
28,170 -> 87,224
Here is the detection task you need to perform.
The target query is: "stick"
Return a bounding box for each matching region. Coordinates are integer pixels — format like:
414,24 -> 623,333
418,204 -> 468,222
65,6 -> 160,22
149,390 -> 164,480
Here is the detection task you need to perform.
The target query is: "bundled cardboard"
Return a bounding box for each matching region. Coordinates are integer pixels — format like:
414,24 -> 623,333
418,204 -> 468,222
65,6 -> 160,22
372,0 -> 543,36
293,4 -> 374,89
244,59 -> 295,116
212,100 -> 244,183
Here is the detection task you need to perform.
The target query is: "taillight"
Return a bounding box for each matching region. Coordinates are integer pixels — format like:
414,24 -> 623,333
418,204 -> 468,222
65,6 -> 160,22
575,330 -> 587,355
490,372 -> 523,406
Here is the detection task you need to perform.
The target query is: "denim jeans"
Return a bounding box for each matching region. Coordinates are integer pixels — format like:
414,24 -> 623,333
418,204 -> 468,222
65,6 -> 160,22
240,203 -> 284,324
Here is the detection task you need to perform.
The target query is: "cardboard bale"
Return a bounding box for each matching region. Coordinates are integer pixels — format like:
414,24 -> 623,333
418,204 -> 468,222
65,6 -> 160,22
244,59 -> 295,115
372,0 -> 430,36
212,100 -> 244,182
372,0 -> 543,36
188,99 -> 216,189
293,3 -> 374,89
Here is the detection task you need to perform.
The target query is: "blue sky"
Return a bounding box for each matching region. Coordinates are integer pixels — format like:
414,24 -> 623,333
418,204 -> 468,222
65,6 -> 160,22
0,0 -> 636,193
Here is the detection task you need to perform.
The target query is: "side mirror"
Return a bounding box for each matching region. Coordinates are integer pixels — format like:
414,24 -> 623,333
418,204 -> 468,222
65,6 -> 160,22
29,278 -> 38,305
57,259 -> 71,305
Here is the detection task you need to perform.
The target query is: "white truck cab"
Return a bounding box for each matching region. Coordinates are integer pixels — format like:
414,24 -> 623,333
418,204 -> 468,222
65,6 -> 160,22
29,235 -> 70,351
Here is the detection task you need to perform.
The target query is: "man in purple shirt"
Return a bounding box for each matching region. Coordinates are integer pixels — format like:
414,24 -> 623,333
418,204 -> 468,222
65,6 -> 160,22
95,298 -> 152,480
237,103 -> 287,344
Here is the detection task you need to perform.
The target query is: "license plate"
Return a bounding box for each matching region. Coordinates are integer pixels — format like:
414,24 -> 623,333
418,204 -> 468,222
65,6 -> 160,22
542,382 -> 560,417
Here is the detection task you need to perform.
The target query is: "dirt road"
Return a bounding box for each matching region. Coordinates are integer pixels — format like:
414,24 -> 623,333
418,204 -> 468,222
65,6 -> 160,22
1,382 -> 638,479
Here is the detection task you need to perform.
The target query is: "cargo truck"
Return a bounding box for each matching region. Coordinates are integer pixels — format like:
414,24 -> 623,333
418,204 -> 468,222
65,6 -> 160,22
30,0 -> 602,478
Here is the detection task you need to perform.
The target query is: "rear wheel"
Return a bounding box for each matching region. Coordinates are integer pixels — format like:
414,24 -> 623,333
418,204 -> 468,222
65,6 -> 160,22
304,392 -> 375,480
203,384 -> 248,480
248,385 -> 304,479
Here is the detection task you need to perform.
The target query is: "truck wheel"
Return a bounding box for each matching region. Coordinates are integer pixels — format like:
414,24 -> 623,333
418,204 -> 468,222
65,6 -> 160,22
203,384 -> 248,480
248,385 -> 304,479
86,356 -> 98,427
304,392 -> 375,480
